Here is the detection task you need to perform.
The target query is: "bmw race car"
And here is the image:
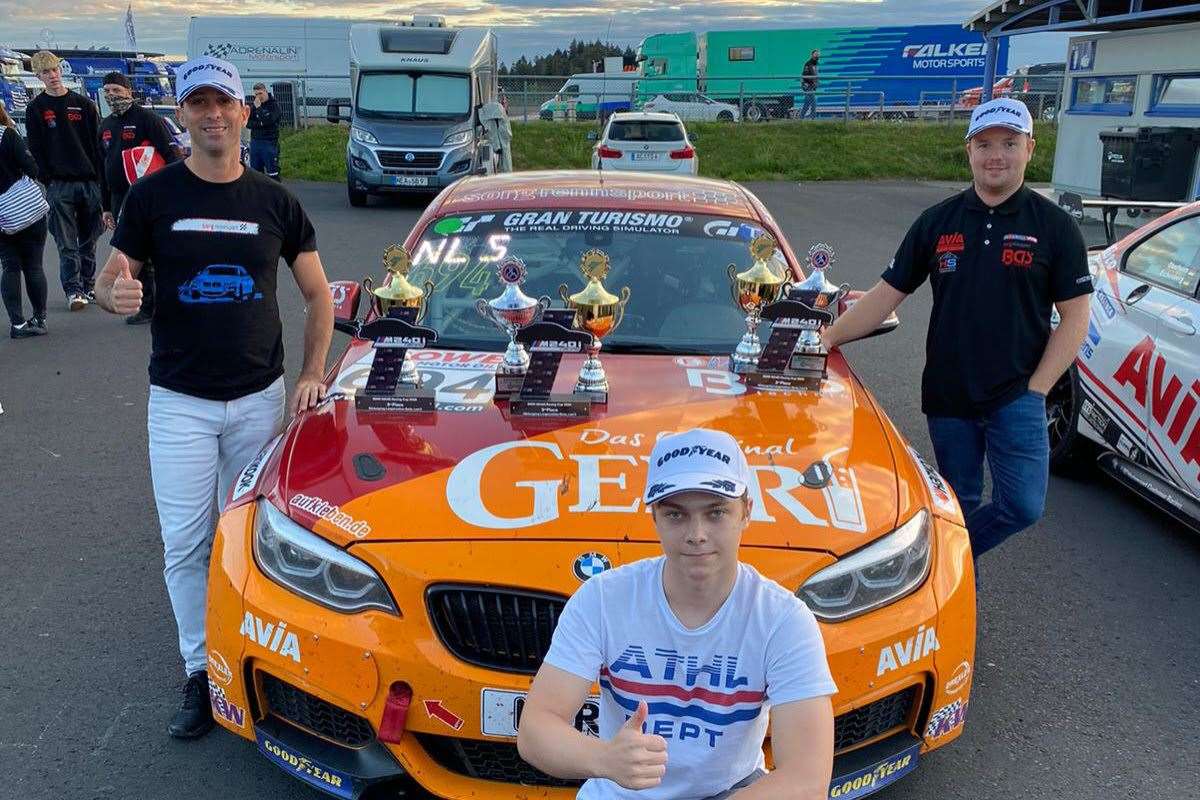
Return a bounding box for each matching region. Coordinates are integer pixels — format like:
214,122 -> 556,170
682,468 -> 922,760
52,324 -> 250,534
206,171 -> 977,800
178,264 -> 260,303
1048,199 -> 1200,533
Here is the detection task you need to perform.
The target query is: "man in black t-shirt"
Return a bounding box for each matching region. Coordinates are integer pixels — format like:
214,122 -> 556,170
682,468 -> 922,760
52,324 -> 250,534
824,99 -> 1091,565
800,50 -> 819,120
98,72 -> 180,325
93,56 -> 334,740
24,50 -> 103,310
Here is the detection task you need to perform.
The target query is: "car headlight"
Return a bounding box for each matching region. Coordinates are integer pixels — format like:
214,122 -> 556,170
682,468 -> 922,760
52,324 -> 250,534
350,126 -> 378,145
797,509 -> 931,622
252,499 -> 398,615
442,129 -> 471,147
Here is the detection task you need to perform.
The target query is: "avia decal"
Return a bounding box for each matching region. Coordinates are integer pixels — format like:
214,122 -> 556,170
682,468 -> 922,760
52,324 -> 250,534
445,437 -> 867,532
209,683 -> 246,728
1111,336 -> 1200,483
876,624 -> 940,676
924,699 -> 967,739
239,612 -> 302,663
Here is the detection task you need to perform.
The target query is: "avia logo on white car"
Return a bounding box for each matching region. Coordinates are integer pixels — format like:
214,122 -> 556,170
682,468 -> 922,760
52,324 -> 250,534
876,624 -> 940,676
902,43 -> 986,58
239,612 -> 302,662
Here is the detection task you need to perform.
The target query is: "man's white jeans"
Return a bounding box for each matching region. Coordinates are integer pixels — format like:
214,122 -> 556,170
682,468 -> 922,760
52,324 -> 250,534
148,377 -> 285,675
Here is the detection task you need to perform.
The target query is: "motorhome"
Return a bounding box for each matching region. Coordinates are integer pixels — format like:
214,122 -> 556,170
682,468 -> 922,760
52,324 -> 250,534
344,17 -> 498,205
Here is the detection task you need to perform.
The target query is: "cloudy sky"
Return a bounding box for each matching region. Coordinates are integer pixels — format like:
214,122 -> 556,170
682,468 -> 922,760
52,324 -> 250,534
0,0 -> 1068,66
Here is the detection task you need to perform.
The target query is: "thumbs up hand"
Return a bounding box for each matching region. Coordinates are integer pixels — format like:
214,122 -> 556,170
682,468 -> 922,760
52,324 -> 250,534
598,701 -> 668,790
110,254 -> 143,315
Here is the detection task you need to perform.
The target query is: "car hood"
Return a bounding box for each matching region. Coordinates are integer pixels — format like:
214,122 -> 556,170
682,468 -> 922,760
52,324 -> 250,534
356,117 -> 467,148
270,346 -> 909,556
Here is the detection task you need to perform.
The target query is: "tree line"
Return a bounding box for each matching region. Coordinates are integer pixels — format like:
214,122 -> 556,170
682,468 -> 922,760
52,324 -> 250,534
500,39 -> 637,76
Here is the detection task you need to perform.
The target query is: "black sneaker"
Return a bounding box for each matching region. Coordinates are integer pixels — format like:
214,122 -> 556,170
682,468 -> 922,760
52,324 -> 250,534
30,315 -> 47,331
125,309 -> 153,325
84,290 -> 96,304
10,320 -> 46,339
167,670 -> 214,739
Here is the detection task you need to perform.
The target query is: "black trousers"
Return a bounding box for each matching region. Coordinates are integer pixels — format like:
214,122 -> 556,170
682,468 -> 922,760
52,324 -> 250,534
0,217 -> 49,325
112,191 -> 154,315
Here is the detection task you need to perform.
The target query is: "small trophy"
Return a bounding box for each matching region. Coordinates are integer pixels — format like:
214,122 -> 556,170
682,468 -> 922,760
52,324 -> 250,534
789,243 -> 846,379
728,234 -> 788,374
475,256 -> 551,397
559,249 -> 630,404
363,244 -> 435,385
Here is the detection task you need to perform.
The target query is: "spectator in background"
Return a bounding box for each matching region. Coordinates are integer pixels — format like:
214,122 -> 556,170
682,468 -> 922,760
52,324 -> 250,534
24,50 -> 103,311
98,71 -> 179,325
247,82 -> 281,181
0,103 -> 49,337
799,50 -> 820,120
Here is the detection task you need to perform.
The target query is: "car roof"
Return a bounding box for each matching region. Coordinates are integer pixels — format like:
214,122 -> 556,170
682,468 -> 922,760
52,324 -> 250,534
432,170 -> 762,220
608,111 -> 684,122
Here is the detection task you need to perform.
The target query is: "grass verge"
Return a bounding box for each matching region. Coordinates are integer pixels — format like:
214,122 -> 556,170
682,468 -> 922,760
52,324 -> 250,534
281,120 -> 1057,184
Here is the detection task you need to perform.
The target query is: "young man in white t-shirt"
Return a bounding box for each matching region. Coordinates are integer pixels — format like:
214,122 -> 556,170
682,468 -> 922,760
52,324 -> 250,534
517,429 -> 837,800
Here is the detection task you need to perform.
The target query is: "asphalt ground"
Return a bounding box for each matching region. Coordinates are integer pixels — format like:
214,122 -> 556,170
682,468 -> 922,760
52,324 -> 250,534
1,179 -> 1197,800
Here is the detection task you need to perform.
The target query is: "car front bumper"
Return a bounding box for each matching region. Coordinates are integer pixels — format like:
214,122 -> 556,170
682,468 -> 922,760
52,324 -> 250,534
208,503 -> 975,800
346,141 -> 473,193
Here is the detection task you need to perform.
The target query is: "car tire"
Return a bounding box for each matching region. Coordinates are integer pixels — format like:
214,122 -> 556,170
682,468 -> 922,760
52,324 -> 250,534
1048,365 -> 1096,474
717,110 -> 734,121
348,184 -> 368,207
743,103 -> 767,123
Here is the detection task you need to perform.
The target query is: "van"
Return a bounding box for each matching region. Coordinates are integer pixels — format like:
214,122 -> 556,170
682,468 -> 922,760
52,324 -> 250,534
539,73 -> 639,120
344,18 -> 498,205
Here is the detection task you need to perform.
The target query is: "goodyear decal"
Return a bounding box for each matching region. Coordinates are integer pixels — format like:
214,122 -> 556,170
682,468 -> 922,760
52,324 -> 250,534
828,744 -> 919,798
256,731 -> 352,798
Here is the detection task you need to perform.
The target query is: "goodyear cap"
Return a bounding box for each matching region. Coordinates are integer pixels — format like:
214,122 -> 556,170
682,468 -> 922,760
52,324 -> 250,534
966,98 -> 1033,140
643,429 -> 750,505
175,56 -> 245,103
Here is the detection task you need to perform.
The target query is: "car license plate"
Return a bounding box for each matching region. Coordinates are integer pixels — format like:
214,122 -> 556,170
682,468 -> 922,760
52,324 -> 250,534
392,175 -> 428,186
481,688 -> 600,738
256,730 -> 353,799
630,152 -> 660,161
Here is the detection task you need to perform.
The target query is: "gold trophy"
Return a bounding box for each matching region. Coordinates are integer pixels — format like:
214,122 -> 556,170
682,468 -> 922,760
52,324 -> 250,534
559,249 -> 630,403
728,234 -> 788,374
363,244 -> 435,385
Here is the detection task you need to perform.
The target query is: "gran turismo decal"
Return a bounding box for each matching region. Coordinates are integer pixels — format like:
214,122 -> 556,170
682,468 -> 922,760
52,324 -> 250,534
925,699 -> 968,739
239,612 -> 302,663
876,624 -> 940,676
209,683 -> 246,728
828,744 -> 919,799
445,436 -> 867,532
500,210 -> 688,235
289,494 -> 372,539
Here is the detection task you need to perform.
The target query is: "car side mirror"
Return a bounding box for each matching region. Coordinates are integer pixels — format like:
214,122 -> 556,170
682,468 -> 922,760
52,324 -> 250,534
326,101 -> 350,124
330,280 -> 363,336
586,130 -> 598,141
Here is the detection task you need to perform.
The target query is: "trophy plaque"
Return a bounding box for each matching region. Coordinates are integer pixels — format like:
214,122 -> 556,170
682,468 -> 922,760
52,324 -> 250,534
728,234 -> 787,374
355,308 -> 439,412
743,297 -> 835,391
789,243 -> 847,379
559,249 -> 630,404
509,308 -> 593,418
475,256 -> 551,398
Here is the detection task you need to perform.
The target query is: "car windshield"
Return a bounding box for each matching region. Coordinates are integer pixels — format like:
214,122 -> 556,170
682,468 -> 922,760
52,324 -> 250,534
608,120 -> 685,142
357,72 -> 470,120
406,210 -> 788,355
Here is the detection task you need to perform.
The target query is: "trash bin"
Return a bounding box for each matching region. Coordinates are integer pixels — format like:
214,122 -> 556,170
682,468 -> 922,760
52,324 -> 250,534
1099,126 -> 1200,201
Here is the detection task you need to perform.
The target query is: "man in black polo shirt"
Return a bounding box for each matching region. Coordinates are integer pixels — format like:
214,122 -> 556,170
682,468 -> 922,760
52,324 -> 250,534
824,98 -> 1091,563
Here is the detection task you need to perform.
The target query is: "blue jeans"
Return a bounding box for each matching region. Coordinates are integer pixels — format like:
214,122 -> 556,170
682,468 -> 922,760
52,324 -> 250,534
927,390 -> 1049,559
800,91 -> 817,119
249,139 -> 279,179
46,179 -> 101,295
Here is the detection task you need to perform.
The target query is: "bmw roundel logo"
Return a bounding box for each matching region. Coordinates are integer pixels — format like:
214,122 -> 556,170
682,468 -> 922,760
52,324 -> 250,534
404,152 -> 415,162
572,552 -> 612,581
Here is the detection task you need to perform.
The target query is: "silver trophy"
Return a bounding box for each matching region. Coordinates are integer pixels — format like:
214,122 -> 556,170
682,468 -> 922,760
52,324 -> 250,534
791,243 -> 847,376
476,256 -> 550,396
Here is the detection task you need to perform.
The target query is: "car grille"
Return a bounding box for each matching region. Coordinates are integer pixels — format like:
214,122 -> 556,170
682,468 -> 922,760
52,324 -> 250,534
377,150 -> 443,169
415,734 -> 581,788
260,672 -> 375,748
426,586 -> 566,674
834,686 -> 917,750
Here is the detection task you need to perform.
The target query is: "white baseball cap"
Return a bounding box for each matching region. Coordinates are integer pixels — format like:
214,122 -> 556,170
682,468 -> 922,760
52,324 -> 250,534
966,98 -> 1033,140
643,429 -> 751,505
175,56 -> 245,104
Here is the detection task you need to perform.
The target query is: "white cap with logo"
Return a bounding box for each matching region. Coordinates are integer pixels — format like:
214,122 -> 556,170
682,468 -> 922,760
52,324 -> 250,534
643,429 -> 751,505
175,56 -> 245,103
966,98 -> 1033,140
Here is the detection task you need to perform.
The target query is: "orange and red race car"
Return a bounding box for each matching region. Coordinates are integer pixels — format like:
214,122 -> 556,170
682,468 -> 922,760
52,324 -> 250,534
207,171 -> 976,800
